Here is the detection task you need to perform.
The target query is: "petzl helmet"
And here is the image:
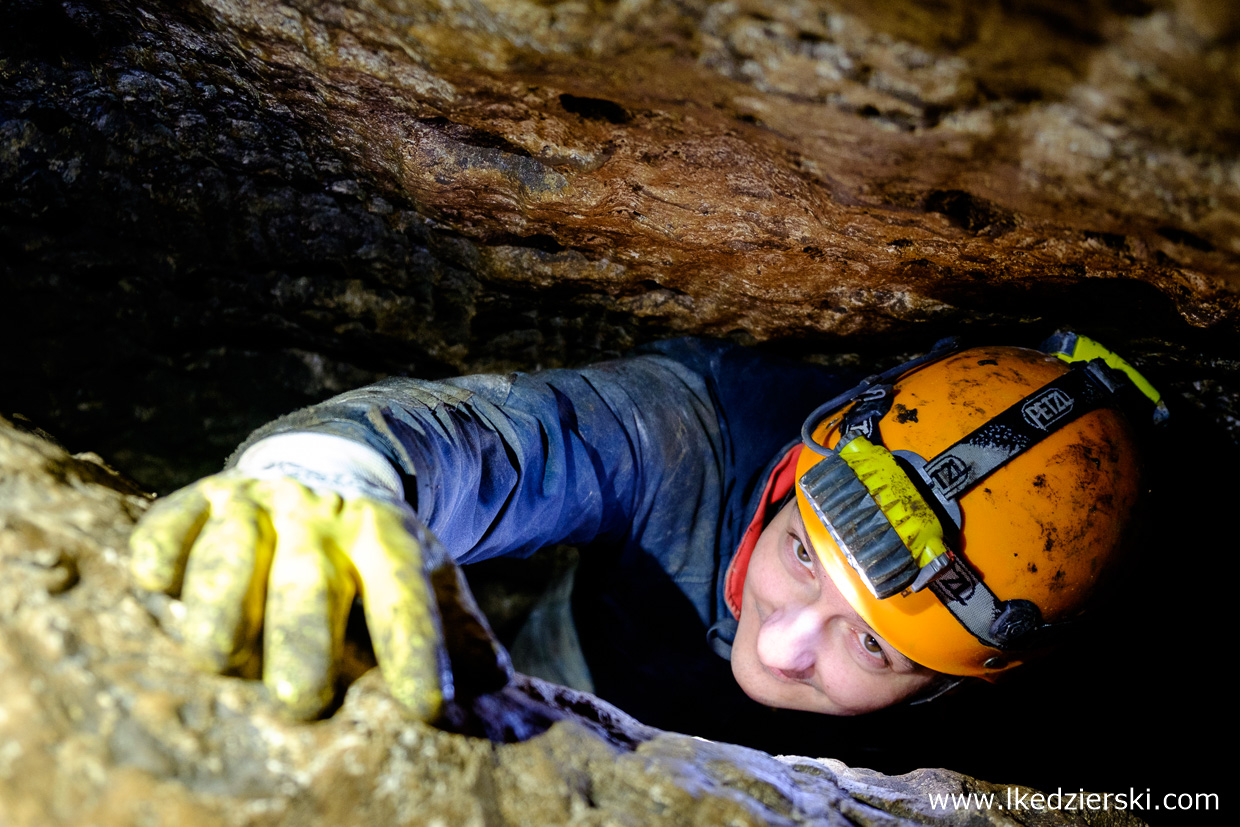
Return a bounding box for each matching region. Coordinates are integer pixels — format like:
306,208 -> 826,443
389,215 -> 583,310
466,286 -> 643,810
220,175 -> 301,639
794,333 -> 1162,678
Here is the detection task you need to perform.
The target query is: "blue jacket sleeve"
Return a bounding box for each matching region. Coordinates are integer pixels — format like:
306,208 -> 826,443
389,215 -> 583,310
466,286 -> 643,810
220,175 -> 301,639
231,339 -> 843,597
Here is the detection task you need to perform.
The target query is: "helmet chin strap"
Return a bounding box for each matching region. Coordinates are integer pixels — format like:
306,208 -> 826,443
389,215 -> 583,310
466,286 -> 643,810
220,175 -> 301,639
908,674 -> 967,705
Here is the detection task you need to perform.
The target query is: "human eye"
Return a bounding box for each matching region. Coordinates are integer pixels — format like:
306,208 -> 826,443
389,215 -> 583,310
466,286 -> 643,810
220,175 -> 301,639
854,629 -> 891,667
791,536 -> 814,571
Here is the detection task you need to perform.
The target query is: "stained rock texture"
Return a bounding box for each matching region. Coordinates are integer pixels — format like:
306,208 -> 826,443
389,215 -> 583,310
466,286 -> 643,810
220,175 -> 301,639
0,417 -> 1152,826
3,0 -> 1240,492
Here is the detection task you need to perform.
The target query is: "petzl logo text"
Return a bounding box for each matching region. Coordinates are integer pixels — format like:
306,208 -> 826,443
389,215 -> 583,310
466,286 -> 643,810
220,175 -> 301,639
927,455 -> 969,495
1022,388 -> 1074,430
930,565 -> 976,603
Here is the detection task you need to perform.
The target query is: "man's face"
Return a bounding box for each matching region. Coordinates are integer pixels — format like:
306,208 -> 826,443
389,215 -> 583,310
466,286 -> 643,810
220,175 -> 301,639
731,500 -> 939,715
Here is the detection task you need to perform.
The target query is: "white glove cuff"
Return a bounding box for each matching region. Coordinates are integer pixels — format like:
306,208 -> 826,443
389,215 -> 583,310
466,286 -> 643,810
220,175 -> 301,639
234,432 -> 406,502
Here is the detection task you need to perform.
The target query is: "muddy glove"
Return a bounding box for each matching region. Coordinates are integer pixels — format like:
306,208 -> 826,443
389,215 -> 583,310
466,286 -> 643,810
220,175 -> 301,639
129,433 -> 507,720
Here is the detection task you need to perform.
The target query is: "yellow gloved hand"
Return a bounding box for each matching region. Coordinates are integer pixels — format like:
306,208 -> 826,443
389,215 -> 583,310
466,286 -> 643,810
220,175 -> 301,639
129,473 -> 453,721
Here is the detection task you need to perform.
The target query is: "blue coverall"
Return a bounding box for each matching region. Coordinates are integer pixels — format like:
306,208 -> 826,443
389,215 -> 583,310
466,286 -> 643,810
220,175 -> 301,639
232,337 -> 874,746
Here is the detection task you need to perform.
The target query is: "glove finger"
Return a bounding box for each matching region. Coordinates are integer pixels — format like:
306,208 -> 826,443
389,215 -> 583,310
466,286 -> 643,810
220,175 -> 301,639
129,482 -> 212,594
263,483 -> 356,719
345,500 -> 448,722
179,481 -> 274,673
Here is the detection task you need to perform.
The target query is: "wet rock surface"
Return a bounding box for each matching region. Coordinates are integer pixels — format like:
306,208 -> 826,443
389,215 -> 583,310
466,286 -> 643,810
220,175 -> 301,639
0,417 -> 1151,825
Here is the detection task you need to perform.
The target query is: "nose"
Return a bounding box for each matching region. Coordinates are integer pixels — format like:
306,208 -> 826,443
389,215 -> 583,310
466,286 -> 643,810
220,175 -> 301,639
755,603 -> 829,680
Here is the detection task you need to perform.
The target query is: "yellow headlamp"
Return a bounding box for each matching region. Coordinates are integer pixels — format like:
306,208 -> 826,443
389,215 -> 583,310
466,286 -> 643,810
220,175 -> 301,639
798,434 -> 951,599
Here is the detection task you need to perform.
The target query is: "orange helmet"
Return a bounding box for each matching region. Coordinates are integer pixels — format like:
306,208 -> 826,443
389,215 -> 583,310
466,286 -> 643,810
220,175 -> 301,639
794,333 -> 1161,678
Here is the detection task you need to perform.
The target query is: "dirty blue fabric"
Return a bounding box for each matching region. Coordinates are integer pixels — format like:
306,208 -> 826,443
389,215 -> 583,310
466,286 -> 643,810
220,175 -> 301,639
233,337 -> 849,720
